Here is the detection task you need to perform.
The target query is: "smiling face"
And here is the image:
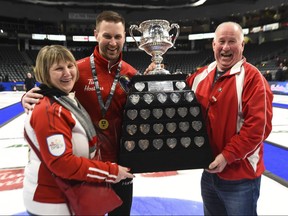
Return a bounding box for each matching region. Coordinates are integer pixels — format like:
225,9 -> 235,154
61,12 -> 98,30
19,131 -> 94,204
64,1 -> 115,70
94,20 -> 125,65
212,22 -> 245,71
49,60 -> 77,94
34,45 -> 79,94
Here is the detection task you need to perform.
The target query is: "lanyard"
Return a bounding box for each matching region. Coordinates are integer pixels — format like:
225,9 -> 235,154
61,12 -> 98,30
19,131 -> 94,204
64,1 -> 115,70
89,54 -> 122,118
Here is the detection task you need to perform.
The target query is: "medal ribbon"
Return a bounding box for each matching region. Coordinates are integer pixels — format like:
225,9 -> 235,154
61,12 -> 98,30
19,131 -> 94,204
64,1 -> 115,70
90,54 -> 122,119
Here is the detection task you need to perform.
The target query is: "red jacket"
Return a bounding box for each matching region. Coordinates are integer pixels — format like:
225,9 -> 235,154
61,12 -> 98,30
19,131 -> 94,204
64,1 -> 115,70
24,96 -> 119,215
74,46 -> 137,162
186,58 -> 273,180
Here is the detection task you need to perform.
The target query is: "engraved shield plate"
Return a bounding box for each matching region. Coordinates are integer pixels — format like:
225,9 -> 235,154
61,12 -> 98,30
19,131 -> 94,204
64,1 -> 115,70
124,140 -> 135,151
140,109 -> 151,119
165,107 -> 176,118
126,124 -> 137,135
179,121 -> 189,132
138,139 -> 149,150
170,92 -> 181,103
148,81 -> 173,91
129,94 -> 140,105
180,137 -> 191,148
189,106 -> 200,117
177,107 -> 188,118
166,122 -> 177,133
194,136 -> 205,147
192,121 -> 202,131
153,139 -> 164,150
153,123 -> 164,134
143,93 -> 154,104
157,92 -> 168,104
152,108 -> 163,119
135,82 -> 145,92
184,91 -> 194,102
167,138 -> 177,149
175,81 -> 186,90
139,124 -> 150,134
127,109 -> 138,120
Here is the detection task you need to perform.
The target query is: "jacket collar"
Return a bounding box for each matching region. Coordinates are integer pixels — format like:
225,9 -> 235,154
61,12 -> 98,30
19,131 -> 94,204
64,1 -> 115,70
93,45 -> 123,73
207,57 -> 246,75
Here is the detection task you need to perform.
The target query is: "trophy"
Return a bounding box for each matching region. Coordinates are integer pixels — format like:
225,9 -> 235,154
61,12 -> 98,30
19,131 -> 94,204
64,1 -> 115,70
119,20 -> 213,173
129,19 -> 180,75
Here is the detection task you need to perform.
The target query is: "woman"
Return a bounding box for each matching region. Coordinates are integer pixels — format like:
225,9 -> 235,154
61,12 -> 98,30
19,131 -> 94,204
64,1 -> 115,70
23,45 -> 134,215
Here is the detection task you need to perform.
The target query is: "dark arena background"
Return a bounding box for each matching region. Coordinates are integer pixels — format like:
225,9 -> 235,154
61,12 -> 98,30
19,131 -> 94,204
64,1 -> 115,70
0,0 -> 288,215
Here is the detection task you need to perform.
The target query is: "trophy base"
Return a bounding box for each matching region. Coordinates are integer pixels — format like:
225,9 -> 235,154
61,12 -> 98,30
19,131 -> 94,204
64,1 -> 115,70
120,145 -> 212,173
148,68 -> 170,75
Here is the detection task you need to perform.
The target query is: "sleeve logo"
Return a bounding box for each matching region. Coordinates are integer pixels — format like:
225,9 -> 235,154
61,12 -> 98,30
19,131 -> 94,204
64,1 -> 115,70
46,134 -> 66,156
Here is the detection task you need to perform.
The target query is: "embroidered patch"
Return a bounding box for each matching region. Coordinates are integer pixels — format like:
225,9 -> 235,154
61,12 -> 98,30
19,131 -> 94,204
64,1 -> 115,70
46,134 -> 66,156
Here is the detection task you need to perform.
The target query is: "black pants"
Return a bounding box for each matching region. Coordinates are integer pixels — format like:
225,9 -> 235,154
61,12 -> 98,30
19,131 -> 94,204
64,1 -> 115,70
109,178 -> 133,216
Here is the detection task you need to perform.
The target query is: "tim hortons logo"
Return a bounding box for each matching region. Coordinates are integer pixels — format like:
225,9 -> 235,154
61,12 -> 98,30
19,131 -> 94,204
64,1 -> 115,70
84,79 -> 96,91
0,168 -> 24,191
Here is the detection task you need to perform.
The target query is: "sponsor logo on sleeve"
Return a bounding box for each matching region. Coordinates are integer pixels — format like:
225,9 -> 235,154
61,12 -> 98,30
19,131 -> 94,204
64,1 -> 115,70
46,134 -> 66,156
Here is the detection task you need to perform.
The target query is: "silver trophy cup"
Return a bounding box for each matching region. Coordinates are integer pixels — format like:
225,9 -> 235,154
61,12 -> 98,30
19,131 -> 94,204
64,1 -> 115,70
130,19 -> 180,75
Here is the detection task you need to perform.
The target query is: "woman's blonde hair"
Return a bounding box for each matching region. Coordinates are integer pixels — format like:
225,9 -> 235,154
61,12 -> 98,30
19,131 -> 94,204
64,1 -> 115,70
34,45 -> 79,87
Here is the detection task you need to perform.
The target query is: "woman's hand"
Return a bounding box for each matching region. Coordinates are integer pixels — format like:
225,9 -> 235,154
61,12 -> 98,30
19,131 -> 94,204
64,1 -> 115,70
115,165 -> 135,183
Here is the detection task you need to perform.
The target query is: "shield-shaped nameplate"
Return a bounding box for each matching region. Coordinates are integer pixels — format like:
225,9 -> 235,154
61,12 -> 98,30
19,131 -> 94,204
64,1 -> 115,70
126,124 -> 137,135
124,140 -> 135,151
153,123 -> 164,134
192,121 -> 202,131
157,92 -> 167,104
152,108 -> 163,119
179,121 -> 190,132
194,136 -> 205,147
143,93 -> 154,104
180,137 -> 191,148
140,109 -> 151,120
166,122 -> 177,133
139,124 -> 150,134
170,92 -> 181,103
153,139 -> 163,150
129,94 -> 140,105
177,107 -> 188,118
135,82 -> 145,92
138,139 -> 149,150
167,138 -> 177,149
175,81 -> 186,90
165,107 -> 176,118
184,91 -> 194,102
189,106 -> 200,117
127,109 -> 138,120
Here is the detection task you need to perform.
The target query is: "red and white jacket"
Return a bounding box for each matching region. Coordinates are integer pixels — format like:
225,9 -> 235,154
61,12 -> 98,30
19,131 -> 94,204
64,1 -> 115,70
186,58 -> 273,180
23,96 -> 119,215
74,46 -> 137,163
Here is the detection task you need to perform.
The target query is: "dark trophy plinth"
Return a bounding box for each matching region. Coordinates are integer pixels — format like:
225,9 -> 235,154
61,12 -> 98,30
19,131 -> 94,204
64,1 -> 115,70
119,74 -> 213,173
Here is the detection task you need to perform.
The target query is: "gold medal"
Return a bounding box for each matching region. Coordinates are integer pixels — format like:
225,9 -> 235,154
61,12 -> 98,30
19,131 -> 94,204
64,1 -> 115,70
99,119 -> 109,130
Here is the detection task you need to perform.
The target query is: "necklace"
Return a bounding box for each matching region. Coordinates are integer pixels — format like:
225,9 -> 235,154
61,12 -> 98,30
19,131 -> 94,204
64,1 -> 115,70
89,54 -> 122,130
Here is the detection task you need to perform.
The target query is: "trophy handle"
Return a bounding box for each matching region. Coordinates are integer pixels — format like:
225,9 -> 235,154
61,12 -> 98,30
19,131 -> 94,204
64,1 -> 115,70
170,23 -> 180,46
129,25 -> 141,48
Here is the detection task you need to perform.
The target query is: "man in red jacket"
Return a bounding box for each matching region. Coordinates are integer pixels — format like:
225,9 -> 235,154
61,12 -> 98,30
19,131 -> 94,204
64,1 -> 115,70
22,11 -> 137,215
186,21 -> 273,215
144,21 -> 273,215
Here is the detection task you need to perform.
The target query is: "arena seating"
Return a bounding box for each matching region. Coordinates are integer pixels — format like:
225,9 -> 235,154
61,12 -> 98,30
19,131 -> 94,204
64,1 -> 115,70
0,46 -> 33,81
0,39 -> 288,82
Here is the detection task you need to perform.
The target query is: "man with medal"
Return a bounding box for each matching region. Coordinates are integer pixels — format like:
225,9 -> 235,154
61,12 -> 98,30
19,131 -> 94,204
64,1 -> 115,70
21,11 -> 137,216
